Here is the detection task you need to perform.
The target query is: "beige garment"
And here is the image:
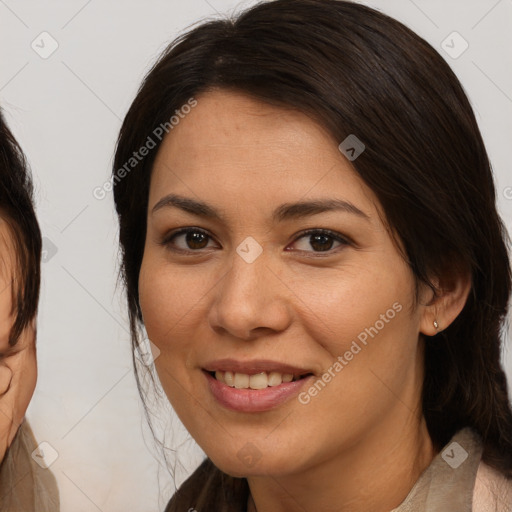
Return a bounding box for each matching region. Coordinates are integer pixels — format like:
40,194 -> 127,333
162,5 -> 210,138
390,427 -> 511,512
0,420 -> 59,511
473,460 -> 512,512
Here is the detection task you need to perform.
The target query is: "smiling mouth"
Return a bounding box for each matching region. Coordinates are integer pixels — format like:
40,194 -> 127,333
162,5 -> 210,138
207,370 -> 314,390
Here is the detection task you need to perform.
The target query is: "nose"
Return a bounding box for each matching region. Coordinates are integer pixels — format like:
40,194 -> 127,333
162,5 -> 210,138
207,249 -> 292,341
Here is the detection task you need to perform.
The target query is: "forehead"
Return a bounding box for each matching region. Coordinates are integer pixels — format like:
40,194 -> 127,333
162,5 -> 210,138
149,90 -> 379,218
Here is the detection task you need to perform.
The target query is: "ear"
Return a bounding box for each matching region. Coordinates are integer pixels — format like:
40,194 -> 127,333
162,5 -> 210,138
419,264 -> 472,336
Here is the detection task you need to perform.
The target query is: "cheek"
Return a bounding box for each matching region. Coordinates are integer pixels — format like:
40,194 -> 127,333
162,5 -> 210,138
138,257 -> 209,386
139,265 -> 204,427
291,264 -> 419,412
14,348 -> 37,419
289,260 -> 414,353
0,365 -> 12,395
139,259 -> 200,338
0,349 -> 37,450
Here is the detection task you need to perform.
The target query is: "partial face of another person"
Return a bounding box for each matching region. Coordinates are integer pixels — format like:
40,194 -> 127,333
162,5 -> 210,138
138,90 -> 436,477
0,218 -> 37,463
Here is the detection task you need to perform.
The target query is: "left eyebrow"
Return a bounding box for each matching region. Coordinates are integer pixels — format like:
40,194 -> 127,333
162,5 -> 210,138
272,199 -> 370,222
151,194 -> 370,222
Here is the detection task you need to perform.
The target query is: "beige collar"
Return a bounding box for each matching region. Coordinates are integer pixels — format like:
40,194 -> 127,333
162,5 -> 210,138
390,427 -> 511,512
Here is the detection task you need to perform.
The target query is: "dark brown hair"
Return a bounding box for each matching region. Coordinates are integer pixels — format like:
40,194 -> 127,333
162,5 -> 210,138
112,0 -> 512,480
0,110 -> 41,344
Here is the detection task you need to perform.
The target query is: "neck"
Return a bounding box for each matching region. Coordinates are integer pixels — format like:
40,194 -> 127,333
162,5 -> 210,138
246,412 -> 436,512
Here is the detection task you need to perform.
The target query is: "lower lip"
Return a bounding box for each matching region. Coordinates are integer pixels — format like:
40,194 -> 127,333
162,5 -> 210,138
204,371 -> 313,413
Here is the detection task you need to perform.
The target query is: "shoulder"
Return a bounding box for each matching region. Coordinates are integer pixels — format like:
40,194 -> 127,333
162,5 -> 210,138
0,420 -> 60,512
473,460 -> 512,512
165,458 -> 248,512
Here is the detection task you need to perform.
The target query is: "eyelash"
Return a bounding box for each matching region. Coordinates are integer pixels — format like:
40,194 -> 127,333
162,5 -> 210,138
160,227 -> 351,256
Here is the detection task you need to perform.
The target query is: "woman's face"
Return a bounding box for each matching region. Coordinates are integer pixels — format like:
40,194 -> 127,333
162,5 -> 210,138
0,220 -> 37,462
139,90 -> 434,477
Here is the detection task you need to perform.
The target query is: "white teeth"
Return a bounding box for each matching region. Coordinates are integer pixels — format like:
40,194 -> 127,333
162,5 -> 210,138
214,370 -> 301,388
267,371 -> 282,387
249,372 -> 268,390
224,371 -> 234,387
234,373 -> 249,389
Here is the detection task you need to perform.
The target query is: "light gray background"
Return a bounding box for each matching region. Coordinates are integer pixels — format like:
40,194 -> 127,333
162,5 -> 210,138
1,0 -> 511,511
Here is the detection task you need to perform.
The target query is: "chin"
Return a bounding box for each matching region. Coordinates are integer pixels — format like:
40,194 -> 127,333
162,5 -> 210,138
208,446 -> 302,479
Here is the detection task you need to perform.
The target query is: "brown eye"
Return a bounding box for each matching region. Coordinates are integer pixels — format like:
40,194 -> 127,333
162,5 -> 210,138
290,229 -> 349,253
309,233 -> 334,251
163,228 -> 216,252
183,231 -> 209,249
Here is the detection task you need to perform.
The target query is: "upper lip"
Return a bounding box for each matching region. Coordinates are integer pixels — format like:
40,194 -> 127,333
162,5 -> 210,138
203,358 -> 314,377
